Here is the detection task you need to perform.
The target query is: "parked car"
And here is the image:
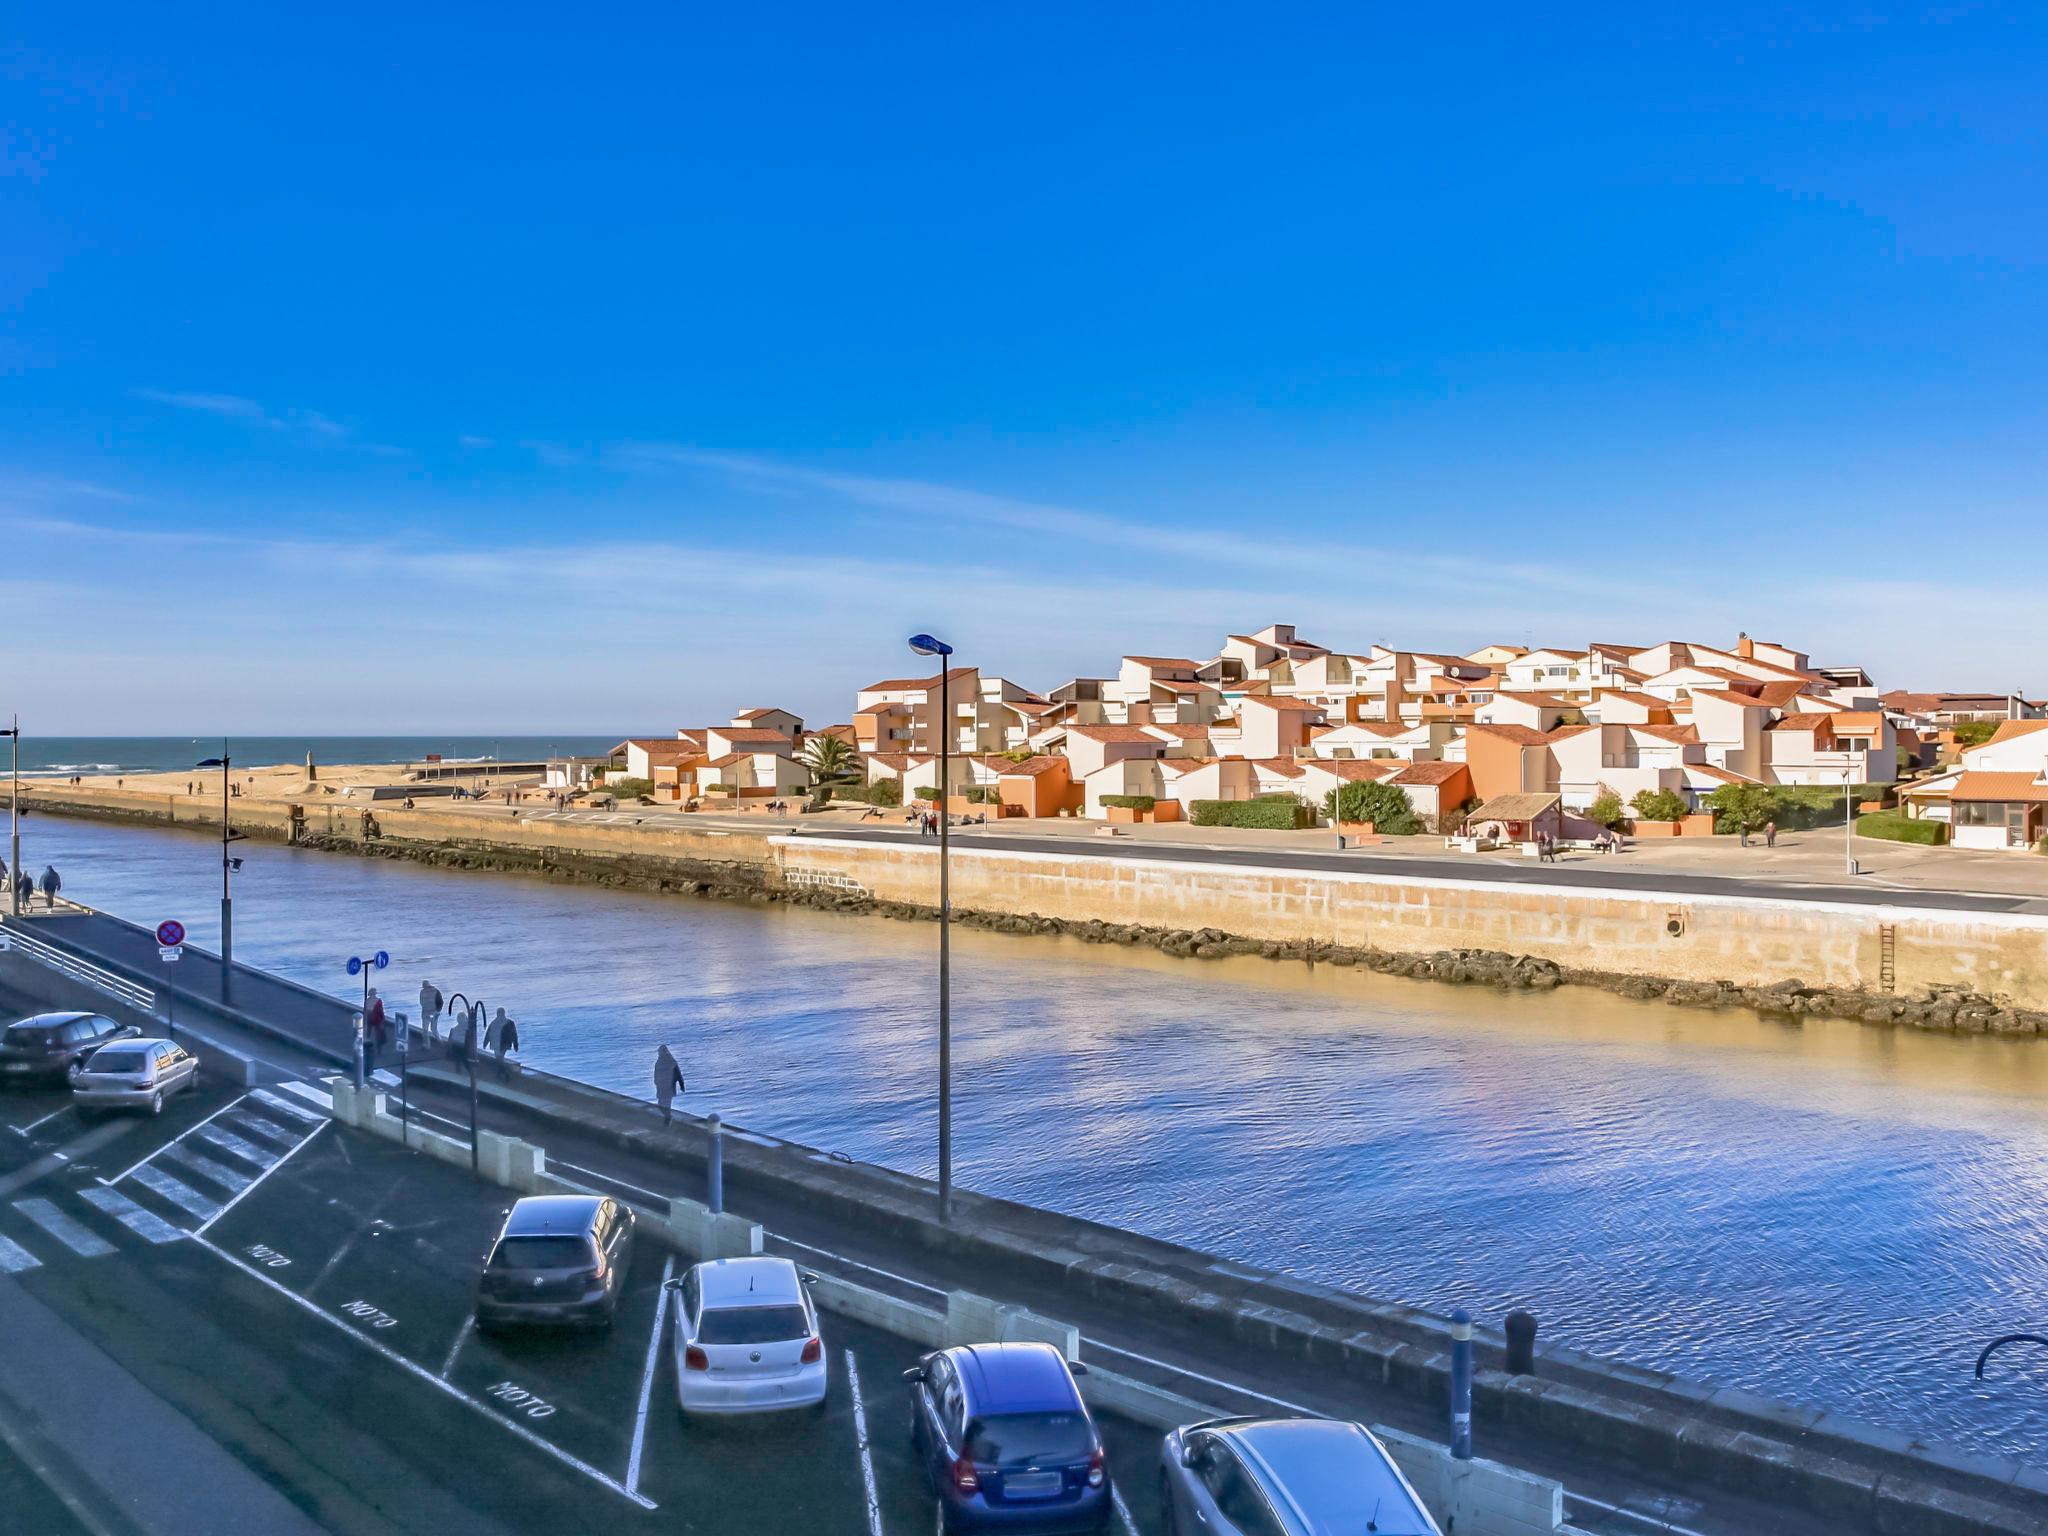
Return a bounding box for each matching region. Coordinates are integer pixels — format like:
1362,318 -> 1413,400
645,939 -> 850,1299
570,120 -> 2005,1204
668,1255 -> 828,1415
474,1195 -> 634,1331
907,1341 -> 1110,1533
69,1037 -> 198,1116
0,1012 -> 139,1085
1159,1416 -> 1441,1536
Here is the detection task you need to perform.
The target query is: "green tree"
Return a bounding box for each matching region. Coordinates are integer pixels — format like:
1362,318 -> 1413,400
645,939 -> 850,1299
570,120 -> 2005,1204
1953,720 -> 1999,748
1705,782 -> 1773,834
1586,787 -> 1626,828
1322,779 -> 1420,834
799,734 -> 861,796
869,778 -> 902,808
1630,787 -> 1688,823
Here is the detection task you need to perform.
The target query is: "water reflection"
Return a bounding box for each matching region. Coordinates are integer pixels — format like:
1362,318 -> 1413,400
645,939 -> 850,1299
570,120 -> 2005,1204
23,813 -> 2048,1460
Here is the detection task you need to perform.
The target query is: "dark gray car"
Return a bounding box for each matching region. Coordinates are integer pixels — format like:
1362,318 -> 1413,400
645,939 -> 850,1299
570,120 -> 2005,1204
475,1195 -> 635,1331
1159,1417 -> 1440,1536
0,1012 -> 139,1084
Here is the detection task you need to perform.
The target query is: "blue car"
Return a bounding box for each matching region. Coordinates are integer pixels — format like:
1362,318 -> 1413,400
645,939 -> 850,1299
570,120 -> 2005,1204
905,1341 -> 1113,1533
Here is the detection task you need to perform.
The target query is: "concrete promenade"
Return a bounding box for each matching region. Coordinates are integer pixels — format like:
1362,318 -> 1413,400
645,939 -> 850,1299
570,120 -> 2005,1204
3,905 -> 2045,1536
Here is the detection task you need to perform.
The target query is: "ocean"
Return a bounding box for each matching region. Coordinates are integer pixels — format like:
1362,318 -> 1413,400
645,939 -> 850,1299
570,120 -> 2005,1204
7,736 -> 624,779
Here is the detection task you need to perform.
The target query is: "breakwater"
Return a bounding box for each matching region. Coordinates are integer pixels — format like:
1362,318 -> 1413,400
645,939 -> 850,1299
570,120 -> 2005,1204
22,783 -> 2048,1032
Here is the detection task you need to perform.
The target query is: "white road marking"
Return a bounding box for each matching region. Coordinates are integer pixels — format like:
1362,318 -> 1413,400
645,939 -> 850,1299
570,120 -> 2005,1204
845,1350 -> 883,1536
1564,1494 -> 1713,1536
14,1197 -> 115,1258
78,1184 -> 185,1244
102,1092 -> 254,1186
252,1087 -> 324,1124
224,1112 -> 300,1148
130,1164 -> 220,1220
193,1234 -> 657,1509
163,1142 -> 253,1194
276,1080 -> 335,1114
438,1315 -> 475,1381
1111,1484 -> 1139,1536
0,1232 -> 41,1273
14,1104 -> 71,1136
196,1123 -> 278,1166
195,1121 -> 328,1237
625,1255 -> 675,1497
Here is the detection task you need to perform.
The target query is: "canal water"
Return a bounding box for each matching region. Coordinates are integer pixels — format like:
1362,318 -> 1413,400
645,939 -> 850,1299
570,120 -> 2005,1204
18,812 -> 2048,1461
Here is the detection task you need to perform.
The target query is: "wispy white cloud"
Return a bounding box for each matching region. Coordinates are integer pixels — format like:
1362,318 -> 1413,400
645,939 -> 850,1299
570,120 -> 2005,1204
458,434 -> 494,449
134,388 -> 269,421
133,388 -> 371,448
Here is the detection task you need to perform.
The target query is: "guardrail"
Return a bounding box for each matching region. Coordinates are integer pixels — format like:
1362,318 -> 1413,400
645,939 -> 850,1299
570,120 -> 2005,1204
0,919 -> 157,1013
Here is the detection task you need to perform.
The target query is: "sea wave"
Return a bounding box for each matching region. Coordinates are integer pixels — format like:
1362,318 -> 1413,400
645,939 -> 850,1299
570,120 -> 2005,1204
27,763 -> 124,775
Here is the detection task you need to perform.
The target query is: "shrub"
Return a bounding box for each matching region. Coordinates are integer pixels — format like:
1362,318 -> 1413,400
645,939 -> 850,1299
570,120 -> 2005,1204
1191,796 -> 1311,830
1586,788 -> 1626,829
1705,782 -> 1773,833
1855,810 -> 1946,846
912,784 -> 942,802
964,786 -> 1000,804
1953,720 -> 2000,748
703,783 -> 733,796
866,779 -> 902,807
1631,788 -> 1689,823
602,776 -> 653,799
1099,794 -> 1157,810
1321,780 -> 1420,834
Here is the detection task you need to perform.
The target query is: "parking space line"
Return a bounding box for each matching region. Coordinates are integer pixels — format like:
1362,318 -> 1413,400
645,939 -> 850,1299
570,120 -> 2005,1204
0,1232 -> 40,1273
624,1254 -> 675,1497
102,1092 -> 254,1186
845,1349 -> 884,1536
11,1104 -> 71,1137
252,1087 -> 325,1124
192,1234 -> 658,1510
276,1080 -> 336,1115
224,1112 -> 301,1149
163,1142 -> 253,1194
130,1164 -> 220,1220
195,1121 -> 328,1237
14,1197 -> 116,1258
78,1185 -> 185,1244
438,1316 -> 475,1381
1111,1484 -> 1139,1536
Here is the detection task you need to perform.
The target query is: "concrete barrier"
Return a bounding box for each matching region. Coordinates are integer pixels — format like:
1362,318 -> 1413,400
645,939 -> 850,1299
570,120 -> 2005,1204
1079,1367 -> 1218,1431
942,1291 -> 1080,1361
1377,1424 -> 1574,1535
809,1274 -> 945,1348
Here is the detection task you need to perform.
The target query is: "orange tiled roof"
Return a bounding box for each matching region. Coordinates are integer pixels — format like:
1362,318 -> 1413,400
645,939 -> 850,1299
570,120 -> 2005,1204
1951,772 -> 2048,803
1393,761 -> 1470,785
1068,725 -> 1168,744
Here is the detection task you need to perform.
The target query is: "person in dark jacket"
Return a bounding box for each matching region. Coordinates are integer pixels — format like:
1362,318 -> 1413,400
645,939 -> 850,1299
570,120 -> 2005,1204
654,1044 -> 685,1126
489,1007 -> 519,1080
37,865 -> 60,908
362,988 -> 387,1075
16,873 -> 33,910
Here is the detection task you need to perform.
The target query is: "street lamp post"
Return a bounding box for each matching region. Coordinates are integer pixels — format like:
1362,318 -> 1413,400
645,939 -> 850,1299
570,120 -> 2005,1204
3,717 -> 17,918
909,633 -> 955,1222
446,990 -> 484,1174
196,749 -> 248,968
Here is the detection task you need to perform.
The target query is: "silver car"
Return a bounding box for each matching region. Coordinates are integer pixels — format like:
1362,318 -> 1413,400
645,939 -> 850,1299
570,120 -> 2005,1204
1160,1417 -> 1441,1536
70,1037 -> 199,1116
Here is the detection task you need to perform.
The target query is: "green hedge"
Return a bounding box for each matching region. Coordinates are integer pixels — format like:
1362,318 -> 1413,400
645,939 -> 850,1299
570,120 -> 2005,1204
964,786 -> 1000,804
912,784 -> 942,801
1191,796 -> 1311,829
600,776 -> 654,799
1855,810 -> 1946,846
1099,794 -> 1157,810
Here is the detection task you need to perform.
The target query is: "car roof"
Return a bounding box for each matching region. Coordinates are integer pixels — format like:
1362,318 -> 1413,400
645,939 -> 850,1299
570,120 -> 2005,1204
7,1012 -> 93,1030
502,1196 -> 603,1236
695,1256 -> 804,1306
949,1343 -> 1083,1416
1220,1420 -> 1435,1536
101,1037 -> 168,1049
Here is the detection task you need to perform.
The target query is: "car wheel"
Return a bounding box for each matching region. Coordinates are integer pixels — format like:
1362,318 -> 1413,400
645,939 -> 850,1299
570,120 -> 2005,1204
149,1091 -> 164,1117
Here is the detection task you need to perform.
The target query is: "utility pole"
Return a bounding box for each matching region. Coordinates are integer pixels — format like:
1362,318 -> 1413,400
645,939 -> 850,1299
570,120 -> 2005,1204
909,633 -> 956,1222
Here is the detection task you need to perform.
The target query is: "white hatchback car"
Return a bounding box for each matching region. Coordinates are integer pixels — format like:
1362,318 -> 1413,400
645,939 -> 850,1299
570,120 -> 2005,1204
669,1256 -> 828,1415
70,1037 -> 198,1116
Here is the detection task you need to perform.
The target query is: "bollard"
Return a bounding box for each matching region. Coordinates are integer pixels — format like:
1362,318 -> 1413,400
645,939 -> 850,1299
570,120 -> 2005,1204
353,1013 -> 366,1092
1505,1308 -> 1539,1376
1450,1308 -> 1473,1460
706,1113 -> 724,1215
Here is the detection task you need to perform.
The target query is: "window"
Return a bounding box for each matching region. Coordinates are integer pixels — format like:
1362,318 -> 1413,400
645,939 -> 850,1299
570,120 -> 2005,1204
490,1236 -> 595,1270
697,1305 -> 810,1345
965,1412 -> 1093,1464
1198,1448 -> 1286,1536
680,1269 -> 700,1320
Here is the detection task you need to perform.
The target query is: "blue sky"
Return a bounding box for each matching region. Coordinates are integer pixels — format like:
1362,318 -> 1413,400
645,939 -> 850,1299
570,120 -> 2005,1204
4,5 -> 2045,732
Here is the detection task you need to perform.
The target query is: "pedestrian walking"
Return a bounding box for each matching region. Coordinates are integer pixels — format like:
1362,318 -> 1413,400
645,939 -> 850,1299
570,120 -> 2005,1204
653,1044 -> 685,1126
15,873 -> 31,910
491,1008 -> 519,1080
362,987 -> 387,1075
451,1004 -> 479,1074
1738,822 -> 1750,848
418,979 -> 444,1043
37,865 -> 60,908
1765,819 -> 1778,848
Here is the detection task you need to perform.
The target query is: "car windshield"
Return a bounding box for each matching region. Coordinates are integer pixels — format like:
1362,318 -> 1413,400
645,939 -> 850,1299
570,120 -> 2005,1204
696,1304 -> 809,1344
966,1411 -> 1094,1465
490,1236 -> 593,1270
83,1048 -> 149,1072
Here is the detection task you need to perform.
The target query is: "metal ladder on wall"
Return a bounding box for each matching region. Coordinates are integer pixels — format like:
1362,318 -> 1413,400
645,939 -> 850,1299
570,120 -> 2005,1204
1879,923 -> 1897,993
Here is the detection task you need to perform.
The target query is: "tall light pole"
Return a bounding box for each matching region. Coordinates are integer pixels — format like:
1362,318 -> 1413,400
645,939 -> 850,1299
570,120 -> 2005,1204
3,717 -> 16,917
909,632 -> 955,1222
196,749 -> 247,967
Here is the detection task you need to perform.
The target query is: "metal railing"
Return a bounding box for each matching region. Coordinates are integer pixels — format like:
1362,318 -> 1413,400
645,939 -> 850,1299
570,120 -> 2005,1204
0,920 -> 156,1013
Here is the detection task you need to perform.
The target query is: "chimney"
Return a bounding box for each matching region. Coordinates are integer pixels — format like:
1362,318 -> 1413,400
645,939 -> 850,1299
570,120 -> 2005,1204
1737,632 -> 1753,659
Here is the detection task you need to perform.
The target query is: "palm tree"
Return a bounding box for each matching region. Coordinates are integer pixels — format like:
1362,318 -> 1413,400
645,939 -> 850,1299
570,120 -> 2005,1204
799,734 -> 862,799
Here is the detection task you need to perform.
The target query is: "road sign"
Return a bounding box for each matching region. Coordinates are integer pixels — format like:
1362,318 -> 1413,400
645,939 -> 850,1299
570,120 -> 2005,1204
348,951 -> 391,977
156,920 -> 186,947
159,945 -> 182,963
373,950 -> 389,969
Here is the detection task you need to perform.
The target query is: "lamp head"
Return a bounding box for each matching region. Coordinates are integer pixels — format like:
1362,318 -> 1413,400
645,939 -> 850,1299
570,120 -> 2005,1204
907,634 -> 954,658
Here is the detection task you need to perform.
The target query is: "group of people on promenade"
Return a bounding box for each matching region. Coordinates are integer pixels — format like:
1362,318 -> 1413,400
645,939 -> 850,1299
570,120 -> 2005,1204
0,861 -> 61,909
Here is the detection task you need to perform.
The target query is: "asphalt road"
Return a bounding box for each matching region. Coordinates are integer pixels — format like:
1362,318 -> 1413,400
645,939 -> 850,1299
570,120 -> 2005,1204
794,823 -> 2044,914
0,1068 -> 1172,1535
